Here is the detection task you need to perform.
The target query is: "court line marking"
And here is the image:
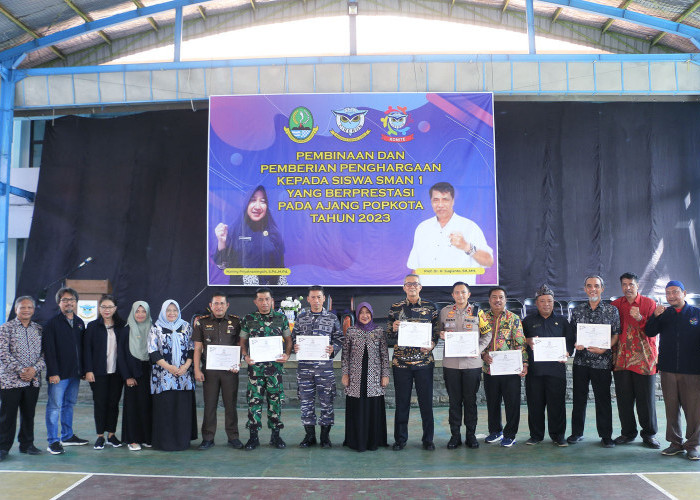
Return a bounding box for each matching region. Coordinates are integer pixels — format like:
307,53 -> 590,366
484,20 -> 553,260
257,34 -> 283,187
2,470 -> 700,481
636,473 -> 678,500
48,473 -> 93,500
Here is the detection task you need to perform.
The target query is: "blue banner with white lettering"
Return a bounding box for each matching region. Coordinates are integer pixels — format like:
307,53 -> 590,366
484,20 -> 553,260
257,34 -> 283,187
208,92 -> 498,287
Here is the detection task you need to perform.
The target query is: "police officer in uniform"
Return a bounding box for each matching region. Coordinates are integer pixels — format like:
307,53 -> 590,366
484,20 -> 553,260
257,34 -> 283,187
193,292 -> 243,450
293,286 -> 343,448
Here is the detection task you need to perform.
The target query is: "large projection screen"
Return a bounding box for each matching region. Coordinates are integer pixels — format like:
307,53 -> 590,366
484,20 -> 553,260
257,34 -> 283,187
207,93 -> 498,287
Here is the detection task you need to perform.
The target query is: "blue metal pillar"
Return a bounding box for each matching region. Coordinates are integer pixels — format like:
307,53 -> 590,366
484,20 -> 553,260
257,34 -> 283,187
0,62 -> 16,319
174,6 -> 183,62
526,0 -> 537,54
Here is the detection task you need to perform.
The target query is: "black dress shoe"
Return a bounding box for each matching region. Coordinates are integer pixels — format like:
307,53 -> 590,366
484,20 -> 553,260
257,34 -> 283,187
643,437 -> 661,449
422,441 -> 435,451
465,435 -> 479,449
19,445 -> 42,455
566,434 -> 584,444
392,442 -> 406,451
228,438 -> 244,449
446,435 -> 462,449
614,435 -> 635,445
198,440 -> 215,450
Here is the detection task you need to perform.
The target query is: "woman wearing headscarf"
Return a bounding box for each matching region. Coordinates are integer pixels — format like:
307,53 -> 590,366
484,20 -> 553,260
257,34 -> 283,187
148,300 -> 197,451
83,294 -> 125,450
341,302 -> 390,452
117,301 -> 154,451
213,185 -> 287,285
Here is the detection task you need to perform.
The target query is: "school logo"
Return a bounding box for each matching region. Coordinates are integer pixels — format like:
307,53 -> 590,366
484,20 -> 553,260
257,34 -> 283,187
381,106 -> 414,143
330,107 -> 371,142
690,317 -> 699,326
284,106 -> 319,143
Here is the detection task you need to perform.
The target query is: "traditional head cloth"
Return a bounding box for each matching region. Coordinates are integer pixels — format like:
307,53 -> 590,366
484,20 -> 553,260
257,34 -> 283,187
127,301 -> 152,361
355,302 -> 376,332
666,280 -> 685,291
156,300 -> 187,366
536,284 -> 554,298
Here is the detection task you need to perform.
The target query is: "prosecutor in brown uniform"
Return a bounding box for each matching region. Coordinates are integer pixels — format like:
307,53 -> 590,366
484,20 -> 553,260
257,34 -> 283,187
192,293 -> 243,450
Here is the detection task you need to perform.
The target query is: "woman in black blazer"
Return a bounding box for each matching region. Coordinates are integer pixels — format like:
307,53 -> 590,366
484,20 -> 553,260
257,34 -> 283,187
84,294 -> 125,450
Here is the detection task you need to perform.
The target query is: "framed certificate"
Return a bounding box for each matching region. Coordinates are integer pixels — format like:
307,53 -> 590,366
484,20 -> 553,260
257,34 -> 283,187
397,322 -> 432,348
249,336 -> 284,363
444,331 -> 479,358
576,323 -> 611,349
296,335 -> 329,361
206,345 -> 240,371
489,350 -> 523,376
532,337 -> 567,362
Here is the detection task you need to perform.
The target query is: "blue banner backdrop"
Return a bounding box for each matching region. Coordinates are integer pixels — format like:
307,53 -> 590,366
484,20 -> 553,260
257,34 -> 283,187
208,93 -> 498,287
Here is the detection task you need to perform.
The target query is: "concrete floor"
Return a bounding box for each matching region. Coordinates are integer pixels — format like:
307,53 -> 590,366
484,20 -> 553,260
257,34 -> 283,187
0,401 -> 698,499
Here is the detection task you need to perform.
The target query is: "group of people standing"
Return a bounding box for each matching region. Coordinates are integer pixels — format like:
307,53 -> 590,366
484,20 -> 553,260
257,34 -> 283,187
0,273 -> 699,461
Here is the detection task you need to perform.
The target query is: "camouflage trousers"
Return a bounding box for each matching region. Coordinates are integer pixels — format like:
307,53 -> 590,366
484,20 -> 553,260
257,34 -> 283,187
247,364 -> 285,430
297,364 -> 336,426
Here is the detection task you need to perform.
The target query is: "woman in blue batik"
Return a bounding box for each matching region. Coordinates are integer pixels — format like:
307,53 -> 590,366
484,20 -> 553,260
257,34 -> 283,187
148,300 -> 197,451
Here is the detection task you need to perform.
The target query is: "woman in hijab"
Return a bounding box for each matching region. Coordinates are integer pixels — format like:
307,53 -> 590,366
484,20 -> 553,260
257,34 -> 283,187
341,302 -> 390,452
148,300 -> 197,451
83,294 -> 125,450
117,301 -> 153,451
213,185 -> 287,285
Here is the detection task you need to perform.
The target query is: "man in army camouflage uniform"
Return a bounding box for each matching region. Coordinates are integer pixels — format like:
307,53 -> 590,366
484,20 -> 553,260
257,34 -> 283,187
239,287 -> 292,450
293,286 -> 343,448
192,292 -> 242,450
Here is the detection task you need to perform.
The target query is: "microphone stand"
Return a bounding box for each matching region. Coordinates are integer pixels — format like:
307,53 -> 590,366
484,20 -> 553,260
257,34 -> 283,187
37,257 -> 93,304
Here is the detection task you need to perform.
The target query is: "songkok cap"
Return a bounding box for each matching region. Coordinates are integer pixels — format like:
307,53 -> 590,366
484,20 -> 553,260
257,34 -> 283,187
536,284 -> 554,298
666,280 -> 685,291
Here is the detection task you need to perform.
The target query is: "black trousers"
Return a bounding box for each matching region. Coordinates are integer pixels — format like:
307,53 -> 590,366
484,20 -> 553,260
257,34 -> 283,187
201,369 -> 240,441
0,385 -> 40,452
571,364 -> 612,439
613,370 -> 658,439
90,373 -> 123,435
525,374 -> 566,441
483,373 -> 521,439
443,367 -> 481,437
393,365 -> 434,444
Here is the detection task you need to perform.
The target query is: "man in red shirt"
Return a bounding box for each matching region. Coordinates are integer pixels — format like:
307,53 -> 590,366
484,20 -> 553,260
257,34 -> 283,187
611,272 -> 659,449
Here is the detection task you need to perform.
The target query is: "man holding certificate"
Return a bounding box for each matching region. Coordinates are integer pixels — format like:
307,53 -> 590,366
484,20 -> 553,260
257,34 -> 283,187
239,287 -> 292,450
439,282 -> 492,450
568,275 -> 620,448
522,284 -> 574,447
292,286 -> 343,449
387,274 -> 439,451
192,292 -> 242,451
481,287 -> 528,448
611,272 -> 659,449
644,280 -> 700,460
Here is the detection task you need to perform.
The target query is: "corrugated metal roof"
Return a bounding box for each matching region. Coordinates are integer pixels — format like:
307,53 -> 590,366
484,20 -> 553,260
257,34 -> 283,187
0,0 -> 697,68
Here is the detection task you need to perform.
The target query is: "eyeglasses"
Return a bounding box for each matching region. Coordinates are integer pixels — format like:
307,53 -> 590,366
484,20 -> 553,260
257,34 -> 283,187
404,282 -> 421,288
59,298 -> 77,303
99,305 -> 116,310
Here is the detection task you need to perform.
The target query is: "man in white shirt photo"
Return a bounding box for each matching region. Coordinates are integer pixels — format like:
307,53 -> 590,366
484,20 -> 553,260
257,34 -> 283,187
407,182 -> 493,286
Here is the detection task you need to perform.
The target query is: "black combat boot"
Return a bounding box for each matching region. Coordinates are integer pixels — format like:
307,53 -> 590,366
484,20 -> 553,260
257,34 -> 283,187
244,428 -> 259,451
299,425 -> 317,448
270,429 -> 286,449
320,425 -> 332,448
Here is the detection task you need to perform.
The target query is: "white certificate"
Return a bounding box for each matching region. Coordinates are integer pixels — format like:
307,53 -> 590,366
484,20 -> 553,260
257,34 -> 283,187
576,323 -> 611,349
532,337 -> 568,362
206,345 -> 240,371
249,336 -> 284,363
398,322 -> 432,348
296,335 -> 329,361
444,332 -> 479,358
489,350 -> 524,376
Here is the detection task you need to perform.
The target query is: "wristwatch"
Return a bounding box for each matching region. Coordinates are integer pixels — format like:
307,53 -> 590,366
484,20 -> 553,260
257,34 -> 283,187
467,243 -> 476,256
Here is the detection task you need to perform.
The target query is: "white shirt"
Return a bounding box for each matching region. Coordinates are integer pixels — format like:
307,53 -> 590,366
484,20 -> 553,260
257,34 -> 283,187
106,326 -> 117,374
406,212 -> 492,286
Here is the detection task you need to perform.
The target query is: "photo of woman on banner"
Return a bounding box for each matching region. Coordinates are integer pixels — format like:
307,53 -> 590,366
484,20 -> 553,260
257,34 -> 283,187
213,185 -> 287,285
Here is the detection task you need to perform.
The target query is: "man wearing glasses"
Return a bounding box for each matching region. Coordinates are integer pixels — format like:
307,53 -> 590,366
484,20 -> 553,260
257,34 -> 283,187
387,274 -> 439,451
42,287 -> 89,454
